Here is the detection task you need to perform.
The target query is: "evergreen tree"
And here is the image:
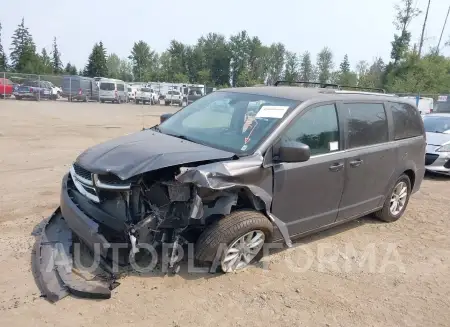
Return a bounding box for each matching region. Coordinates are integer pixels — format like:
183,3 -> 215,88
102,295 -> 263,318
84,41 -> 108,77
0,22 -> 7,71
299,51 -> 314,82
339,54 -> 350,74
51,37 -> 62,74
9,18 -> 39,73
64,62 -> 78,75
39,48 -> 52,74
316,47 -> 334,84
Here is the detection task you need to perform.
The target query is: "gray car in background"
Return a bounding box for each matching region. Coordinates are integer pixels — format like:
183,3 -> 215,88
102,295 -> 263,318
423,113 -> 450,175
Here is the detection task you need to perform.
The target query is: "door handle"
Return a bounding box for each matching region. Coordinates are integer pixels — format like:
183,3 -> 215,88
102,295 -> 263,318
349,159 -> 363,167
329,162 -> 344,172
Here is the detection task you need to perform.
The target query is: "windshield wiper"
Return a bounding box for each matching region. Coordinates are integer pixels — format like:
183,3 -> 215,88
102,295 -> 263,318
165,133 -> 199,144
151,125 -> 161,132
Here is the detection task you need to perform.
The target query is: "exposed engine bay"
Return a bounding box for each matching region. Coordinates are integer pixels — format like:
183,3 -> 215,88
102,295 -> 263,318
68,161 -> 246,273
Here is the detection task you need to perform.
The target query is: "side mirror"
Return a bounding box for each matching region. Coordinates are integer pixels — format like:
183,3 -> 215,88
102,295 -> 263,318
160,113 -> 173,124
277,140 -> 311,163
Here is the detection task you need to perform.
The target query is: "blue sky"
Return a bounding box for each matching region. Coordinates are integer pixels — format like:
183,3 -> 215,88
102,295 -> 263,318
1,0 -> 449,69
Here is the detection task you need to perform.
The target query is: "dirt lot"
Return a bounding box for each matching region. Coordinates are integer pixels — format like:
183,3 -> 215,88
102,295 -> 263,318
0,100 -> 449,327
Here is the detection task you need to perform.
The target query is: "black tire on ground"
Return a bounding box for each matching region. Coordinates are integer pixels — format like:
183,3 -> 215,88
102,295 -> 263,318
101,100 -> 105,103
194,210 -> 274,270
16,96 -> 22,100
374,174 -> 412,223
135,100 -> 140,104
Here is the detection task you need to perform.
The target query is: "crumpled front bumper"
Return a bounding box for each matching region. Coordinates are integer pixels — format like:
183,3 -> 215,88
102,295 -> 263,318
32,174 -> 118,302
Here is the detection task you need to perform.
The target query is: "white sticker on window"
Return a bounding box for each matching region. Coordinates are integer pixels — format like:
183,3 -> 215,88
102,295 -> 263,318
255,106 -> 289,119
438,95 -> 448,102
241,144 -> 248,151
329,141 -> 339,151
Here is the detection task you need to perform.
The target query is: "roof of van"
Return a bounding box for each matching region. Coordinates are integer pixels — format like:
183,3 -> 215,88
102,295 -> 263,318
218,86 -> 412,104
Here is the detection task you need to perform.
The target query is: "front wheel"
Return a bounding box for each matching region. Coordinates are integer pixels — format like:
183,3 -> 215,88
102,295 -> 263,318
374,174 -> 412,222
195,210 -> 273,273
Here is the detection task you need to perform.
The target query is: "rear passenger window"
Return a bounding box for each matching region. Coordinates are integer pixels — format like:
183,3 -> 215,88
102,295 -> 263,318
345,103 -> 388,148
117,84 -> 125,91
391,102 -> 423,139
283,104 -> 340,156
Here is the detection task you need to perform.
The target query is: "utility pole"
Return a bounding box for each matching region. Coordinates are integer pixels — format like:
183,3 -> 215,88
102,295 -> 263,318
418,0 -> 431,57
437,4 -> 450,53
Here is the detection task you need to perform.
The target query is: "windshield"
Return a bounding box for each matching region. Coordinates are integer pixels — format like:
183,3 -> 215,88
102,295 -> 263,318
100,82 -> 115,91
423,116 -> 450,133
141,88 -> 151,92
158,91 -> 299,154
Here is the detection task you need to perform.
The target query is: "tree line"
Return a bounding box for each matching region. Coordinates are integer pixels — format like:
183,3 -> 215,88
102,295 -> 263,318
0,0 -> 449,94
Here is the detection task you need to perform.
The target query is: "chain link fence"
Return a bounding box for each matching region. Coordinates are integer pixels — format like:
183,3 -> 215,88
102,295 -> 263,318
0,72 -> 217,106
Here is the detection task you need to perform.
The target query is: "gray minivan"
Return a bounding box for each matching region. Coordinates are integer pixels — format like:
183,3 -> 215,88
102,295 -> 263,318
35,82 -> 426,301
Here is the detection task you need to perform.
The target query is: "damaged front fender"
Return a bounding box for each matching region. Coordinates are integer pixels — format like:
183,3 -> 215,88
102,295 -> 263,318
176,153 -> 292,247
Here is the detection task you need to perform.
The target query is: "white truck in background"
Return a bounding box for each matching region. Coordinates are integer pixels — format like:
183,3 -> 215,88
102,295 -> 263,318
135,87 -> 158,105
400,96 -> 434,115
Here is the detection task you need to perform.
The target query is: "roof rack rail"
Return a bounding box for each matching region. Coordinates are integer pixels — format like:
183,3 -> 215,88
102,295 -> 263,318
274,80 -> 340,89
338,85 -> 386,94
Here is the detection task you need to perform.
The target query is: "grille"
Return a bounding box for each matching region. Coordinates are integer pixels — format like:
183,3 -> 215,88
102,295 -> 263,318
97,174 -> 130,186
425,153 -> 439,166
73,163 -> 92,181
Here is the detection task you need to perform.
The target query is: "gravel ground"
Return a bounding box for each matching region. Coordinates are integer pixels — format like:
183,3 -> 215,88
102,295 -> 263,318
0,100 -> 449,327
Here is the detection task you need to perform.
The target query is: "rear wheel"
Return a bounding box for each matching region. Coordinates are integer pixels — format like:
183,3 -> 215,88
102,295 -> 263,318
195,210 -> 273,273
374,174 -> 411,222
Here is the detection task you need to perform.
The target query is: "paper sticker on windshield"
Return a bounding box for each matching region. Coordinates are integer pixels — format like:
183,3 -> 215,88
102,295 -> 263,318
256,106 -> 289,119
329,141 -> 339,151
438,95 -> 448,102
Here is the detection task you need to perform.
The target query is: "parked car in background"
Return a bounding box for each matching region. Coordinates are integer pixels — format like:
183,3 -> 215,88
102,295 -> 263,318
127,86 -> 135,102
62,76 -> 99,102
423,113 -> 450,175
14,80 -> 55,100
99,78 -> 127,103
165,90 -> 183,106
0,78 -> 14,98
185,88 -> 204,105
135,87 -> 157,105
44,81 -> 62,99
436,95 -> 450,113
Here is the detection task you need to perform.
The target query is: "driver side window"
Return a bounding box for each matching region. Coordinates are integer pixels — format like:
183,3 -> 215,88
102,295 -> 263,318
283,104 -> 340,156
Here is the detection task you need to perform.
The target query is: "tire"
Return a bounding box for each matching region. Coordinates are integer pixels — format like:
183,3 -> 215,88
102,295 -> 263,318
374,174 -> 412,222
15,96 -> 22,100
195,210 -> 273,273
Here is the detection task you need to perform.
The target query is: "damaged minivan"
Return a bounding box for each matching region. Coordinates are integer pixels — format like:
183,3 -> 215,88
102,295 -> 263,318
34,83 -> 426,302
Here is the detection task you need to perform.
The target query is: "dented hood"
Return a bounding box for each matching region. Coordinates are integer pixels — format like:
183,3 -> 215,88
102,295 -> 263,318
76,129 -> 235,180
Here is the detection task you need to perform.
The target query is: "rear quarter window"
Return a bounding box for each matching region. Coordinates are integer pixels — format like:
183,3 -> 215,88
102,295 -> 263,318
345,102 -> 388,148
391,102 -> 423,139
117,83 -> 125,91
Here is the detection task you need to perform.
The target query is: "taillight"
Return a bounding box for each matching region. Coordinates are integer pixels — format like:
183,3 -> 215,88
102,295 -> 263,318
78,88 -> 82,95
115,90 -> 118,98
29,87 -> 33,92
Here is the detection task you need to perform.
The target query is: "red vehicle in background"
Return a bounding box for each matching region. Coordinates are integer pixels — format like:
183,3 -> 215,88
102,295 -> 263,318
0,78 -> 14,98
